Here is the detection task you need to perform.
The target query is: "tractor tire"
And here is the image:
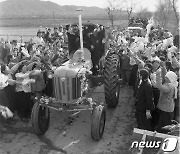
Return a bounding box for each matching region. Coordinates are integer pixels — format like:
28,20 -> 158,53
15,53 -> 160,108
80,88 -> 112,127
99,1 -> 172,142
91,105 -> 106,141
31,101 -> 50,135
104,53 -> 120,108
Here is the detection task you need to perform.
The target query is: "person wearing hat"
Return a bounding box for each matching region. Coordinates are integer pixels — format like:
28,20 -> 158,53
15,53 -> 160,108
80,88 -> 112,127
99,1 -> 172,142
135,69 -> 154,130
156,70 -> 178,132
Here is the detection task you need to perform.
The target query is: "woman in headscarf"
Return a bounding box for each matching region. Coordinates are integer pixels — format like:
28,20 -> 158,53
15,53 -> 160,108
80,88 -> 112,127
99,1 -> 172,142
156,70 -> 178,133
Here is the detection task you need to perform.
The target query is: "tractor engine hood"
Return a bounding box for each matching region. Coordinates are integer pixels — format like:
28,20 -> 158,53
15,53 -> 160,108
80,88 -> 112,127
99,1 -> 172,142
54,48 -> 92,77
54,62 -> 84,77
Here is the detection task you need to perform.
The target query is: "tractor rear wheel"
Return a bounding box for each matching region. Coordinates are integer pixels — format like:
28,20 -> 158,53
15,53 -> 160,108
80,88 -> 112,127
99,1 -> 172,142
91,105 -> 106,141
31,100 -> 50,135
104,53 -> 120,108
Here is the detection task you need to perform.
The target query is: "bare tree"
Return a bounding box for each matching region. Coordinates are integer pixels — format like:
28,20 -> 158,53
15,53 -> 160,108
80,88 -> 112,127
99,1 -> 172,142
124,0 -> 136,20
107,1 -> 115,27
154,0 -> 172,28
106,0 -> 124,27
169,0 -> 179,32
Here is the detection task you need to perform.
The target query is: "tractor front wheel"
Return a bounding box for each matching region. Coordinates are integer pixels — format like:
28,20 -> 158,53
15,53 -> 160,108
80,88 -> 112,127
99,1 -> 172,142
91,105 -> 106,141
31,101 -> 50,135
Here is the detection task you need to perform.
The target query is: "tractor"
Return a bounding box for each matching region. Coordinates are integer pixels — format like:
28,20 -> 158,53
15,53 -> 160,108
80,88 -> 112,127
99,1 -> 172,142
31,13 -> 120,141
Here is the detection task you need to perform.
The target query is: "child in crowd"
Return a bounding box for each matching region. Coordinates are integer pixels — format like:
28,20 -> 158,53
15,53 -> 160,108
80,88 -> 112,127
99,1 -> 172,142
15,63 -> 35,122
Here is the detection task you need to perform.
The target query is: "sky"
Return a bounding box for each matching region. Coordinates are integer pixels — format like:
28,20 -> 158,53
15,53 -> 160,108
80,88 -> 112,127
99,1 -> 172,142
44,0 -> 158,11
0,0 -> 158,11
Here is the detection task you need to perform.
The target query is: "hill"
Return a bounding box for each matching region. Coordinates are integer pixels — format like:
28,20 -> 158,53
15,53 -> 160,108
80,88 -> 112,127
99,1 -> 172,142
0,0 -> 129,28
0,0 -> 107,18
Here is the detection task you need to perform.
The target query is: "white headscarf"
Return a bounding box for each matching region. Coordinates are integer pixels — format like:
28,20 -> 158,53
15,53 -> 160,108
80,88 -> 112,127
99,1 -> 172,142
165,71 -> 178,99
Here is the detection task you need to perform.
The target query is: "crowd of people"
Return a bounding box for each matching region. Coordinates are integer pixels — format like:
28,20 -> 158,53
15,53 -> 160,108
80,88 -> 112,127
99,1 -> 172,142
0,23 -> 106,123
106,18 -> 179,133
0,18 -> 179,135
0,25 -> 70,123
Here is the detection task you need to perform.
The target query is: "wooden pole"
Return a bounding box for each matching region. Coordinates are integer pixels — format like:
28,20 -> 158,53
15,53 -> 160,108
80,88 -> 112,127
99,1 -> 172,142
138,130 -> 147,154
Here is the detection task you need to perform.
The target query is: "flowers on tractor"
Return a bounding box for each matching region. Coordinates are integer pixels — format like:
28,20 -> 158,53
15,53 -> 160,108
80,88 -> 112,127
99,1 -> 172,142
77,68 -> 92,97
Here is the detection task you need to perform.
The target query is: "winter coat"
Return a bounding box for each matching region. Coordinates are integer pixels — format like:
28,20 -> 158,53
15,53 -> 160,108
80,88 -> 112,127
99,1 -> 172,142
136,80 -> 154,112
120,54 -> 132,71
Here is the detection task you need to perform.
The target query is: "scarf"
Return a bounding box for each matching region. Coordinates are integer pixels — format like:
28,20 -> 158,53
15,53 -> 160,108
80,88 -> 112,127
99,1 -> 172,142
165,71 -> 178,99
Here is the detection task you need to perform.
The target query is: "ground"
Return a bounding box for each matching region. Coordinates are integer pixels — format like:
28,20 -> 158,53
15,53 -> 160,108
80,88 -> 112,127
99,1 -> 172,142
0,85 -> 137,154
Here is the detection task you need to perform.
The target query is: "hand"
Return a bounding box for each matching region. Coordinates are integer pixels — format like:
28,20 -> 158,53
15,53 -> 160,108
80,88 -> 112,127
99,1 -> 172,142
156,69 -> 161,75
102,38 -> 106,44
29,70 -> 35,76
15,80 -> 21,84
146,110 -> 152,119
30,79 -> 36,83
160,61 -> 165,67
20,59 -> 27,64
91,45 -> 94,49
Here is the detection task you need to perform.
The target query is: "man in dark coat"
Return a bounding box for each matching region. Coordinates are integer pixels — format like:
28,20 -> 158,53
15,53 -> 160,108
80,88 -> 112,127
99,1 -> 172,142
120,53 -> 132,85
67,25 -> 79,58
90,29 -> 102,75
135,69 -> 154,131
97,25 -> 105,57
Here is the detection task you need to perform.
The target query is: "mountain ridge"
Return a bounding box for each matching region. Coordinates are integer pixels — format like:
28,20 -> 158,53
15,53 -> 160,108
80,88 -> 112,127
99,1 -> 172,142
0,0 -> 108,18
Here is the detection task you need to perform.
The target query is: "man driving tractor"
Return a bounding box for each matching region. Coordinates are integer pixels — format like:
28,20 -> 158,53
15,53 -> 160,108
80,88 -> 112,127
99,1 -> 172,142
67,23 -> 106,75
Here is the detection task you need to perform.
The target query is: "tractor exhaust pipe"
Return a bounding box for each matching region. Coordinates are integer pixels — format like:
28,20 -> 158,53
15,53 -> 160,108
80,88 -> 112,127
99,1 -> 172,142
76,9 -> 84,60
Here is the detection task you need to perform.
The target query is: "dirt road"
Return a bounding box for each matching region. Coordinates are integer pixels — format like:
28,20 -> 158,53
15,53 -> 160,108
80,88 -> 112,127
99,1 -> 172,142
0,85 -> 136,154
